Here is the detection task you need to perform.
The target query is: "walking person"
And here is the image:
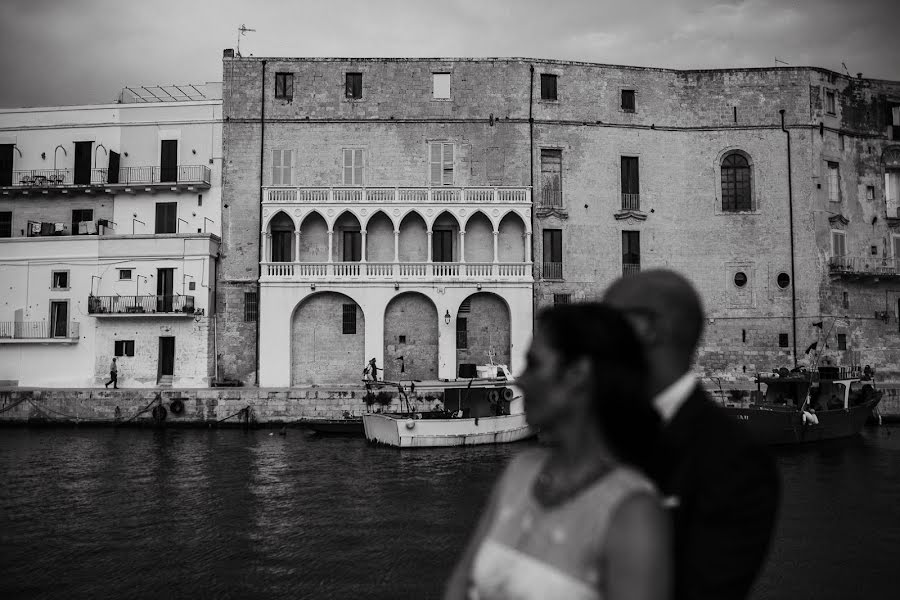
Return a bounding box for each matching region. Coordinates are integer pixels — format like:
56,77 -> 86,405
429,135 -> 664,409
445,303 -> 670,600
368,357 -> 379,382
105,357 -> 118,389
603,269 -> 779,600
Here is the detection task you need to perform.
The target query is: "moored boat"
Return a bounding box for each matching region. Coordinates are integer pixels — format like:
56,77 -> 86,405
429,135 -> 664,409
721,366 -> 881,444
298,412 -> 364,434
362,365 -> 538,448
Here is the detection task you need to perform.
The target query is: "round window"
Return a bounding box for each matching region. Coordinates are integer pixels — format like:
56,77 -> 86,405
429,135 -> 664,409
733,272 -> 748,287
777,272 -> 791,289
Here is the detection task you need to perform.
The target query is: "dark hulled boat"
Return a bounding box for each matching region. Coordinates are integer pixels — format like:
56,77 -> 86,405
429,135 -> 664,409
722,366 -> 881,445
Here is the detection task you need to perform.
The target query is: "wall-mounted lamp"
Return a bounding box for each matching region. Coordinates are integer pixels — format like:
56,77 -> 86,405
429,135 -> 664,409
192,149 -> 197,155
476,283 -> 482,290
444,310 -> 451,325
394,282 -> 399,290
310,283 -> 316,291
41,152 -> 46,160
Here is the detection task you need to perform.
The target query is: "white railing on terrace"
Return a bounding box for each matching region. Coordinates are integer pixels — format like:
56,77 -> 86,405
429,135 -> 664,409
261,261 -> 532,281
829,256 -> 900,277
621,193 -> 640,211
264,186 -> 531,204
0,321 -> 80,340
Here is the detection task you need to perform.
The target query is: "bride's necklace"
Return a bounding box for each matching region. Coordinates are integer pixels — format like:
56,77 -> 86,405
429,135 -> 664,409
532,456 -> 616,508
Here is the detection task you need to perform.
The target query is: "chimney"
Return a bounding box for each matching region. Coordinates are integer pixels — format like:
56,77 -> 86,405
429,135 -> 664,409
223,49 -> 235,58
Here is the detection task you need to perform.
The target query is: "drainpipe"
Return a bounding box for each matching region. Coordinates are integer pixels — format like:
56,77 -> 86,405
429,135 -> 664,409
256,60 -> 267,386
529,64 -> 536,333
780,109 -> 798,368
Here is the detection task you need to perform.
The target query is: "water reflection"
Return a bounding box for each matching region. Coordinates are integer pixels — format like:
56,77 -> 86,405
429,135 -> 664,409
1,427 -> 897,599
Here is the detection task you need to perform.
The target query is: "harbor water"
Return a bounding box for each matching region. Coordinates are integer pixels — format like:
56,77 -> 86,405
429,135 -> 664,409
1,426 -> 898,599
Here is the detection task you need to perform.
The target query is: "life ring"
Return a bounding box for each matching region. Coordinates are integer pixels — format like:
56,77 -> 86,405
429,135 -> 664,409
169,399 -> 184,415
488,390 -> 500,403
501,387 -> 515,401
151,404 -> 168,422
404,419 -> 416,430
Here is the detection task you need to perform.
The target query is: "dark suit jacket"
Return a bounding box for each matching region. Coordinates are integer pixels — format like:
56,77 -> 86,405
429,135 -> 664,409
658,385 -> 780,600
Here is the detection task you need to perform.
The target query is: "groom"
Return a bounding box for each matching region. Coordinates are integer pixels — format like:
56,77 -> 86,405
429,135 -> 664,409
604,269 -> 780,600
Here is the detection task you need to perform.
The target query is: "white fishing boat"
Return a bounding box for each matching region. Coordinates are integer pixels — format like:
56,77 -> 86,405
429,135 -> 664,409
362,365 -> 537,448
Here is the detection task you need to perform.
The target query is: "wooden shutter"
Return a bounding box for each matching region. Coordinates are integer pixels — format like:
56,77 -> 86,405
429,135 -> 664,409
74,141 -> 93,185
832,231 -> 845,257
0,144 -> 13,186
107,150 -> 120,184
430,143 -> 442,185
442,143 -> 453,185
621,157 -> 639,194
160,140 -> 177,183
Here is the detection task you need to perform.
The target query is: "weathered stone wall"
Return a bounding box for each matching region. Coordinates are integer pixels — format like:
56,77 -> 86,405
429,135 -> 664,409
383,292 -> 439,381
290,292 -> 365,385
456,292 -> 511,370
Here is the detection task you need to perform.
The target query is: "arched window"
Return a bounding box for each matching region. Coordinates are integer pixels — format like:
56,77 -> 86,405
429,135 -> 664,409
270,213 -> 294,262
721,153 -> 752,211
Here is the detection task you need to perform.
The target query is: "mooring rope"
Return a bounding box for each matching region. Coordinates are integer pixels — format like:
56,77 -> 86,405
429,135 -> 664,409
216,405 -> 252,424
0,396 -> 30,414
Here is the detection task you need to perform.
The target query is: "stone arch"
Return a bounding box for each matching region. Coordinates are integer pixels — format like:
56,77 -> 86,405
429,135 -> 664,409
297,211 -> 328,263
398,211 -> 428,262
332,211 -> 362,262
365,210 -> 395,263
268,211 -> 295,262
498,211 -> 527,262
263,208 -> 297,231
290,292 -> 365,385
455,292 -> 511,375
383,292 -> 439,381
464,211 -> 494,263
431,210 -> 460,262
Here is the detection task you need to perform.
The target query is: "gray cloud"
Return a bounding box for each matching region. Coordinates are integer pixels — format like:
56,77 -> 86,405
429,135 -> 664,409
1,0 -> 897,108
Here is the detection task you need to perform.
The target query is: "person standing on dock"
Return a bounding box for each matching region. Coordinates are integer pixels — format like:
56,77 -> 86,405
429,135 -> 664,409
604,269 -> 780,600
105,358 -> 118,389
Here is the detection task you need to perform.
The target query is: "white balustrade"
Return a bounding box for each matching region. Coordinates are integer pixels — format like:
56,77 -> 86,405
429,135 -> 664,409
465,263 -> 492,277
261,261 -> 533,282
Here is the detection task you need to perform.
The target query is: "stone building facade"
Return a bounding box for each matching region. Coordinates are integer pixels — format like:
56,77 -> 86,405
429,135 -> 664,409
219,53 -> 900,386
0,86 -> 223,387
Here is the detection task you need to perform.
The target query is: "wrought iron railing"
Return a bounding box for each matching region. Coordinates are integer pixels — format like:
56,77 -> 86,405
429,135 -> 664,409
87,295 -> 195,315
621,193 -> 640,211
0,321 -> 79,340
829,256 -> 899,277
542,261 -> 563,280
6,165 -> 210,188
623,262 -> 641,276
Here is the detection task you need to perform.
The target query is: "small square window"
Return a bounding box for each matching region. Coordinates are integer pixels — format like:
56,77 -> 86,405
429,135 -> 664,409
553,293 -> 571,306
621,89 -> 636,112
433,73 -> 451,100
825,89 -> 836,114
342,304 -> 357,334
52,271 -> 69,290
540,74 -> 558,101
456,317 -> 468,349
188,281 -> 196,291
778,333 -> 789,348
198,194 -> 203,206
275,73 -> 293,100
119,269 -> 132,281
866,186 -> 874,201
871,245 -> 878,256
345,73 -> 362,100
398,335 -> 407,344
837,333 -> 847,350
842,291 -> 849,309
244,291 -> 258,322
115,340 -> 135,357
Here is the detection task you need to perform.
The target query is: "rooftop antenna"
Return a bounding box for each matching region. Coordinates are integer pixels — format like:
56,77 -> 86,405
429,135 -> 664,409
236,24 -> 255,57
841,62 -> 851,76
775,57 -> 790,66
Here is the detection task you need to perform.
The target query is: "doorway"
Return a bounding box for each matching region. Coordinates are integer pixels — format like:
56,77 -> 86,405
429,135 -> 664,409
157,268 -> 174,312
49,301 -> 68,338
0,144 -> 13,186
158,337 -> 175,378
160,139 -> 178,182
74,141 -> 93,185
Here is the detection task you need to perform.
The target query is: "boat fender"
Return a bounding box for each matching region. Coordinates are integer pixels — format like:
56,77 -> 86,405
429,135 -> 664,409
488,390 -> 500,403
405,419 -> 415,430
502,387 -> 515,401
474,417 -> 479,426
152,404 -> 168,422
169,399 -> 184,415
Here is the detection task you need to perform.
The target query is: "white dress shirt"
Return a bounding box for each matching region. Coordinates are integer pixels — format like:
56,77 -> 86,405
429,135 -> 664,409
652,371 -> 696,423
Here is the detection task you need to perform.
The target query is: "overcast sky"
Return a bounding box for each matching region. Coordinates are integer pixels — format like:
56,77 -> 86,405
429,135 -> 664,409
1,0 -> 897,108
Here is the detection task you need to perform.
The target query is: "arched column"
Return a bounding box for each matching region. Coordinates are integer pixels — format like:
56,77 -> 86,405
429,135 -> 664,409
524,231 -> 532,263
393,229 -> 400,262
262,231 -> 270,262
327,229 -> 334,263
294,231 -> 301,262
427,229 -> 433,263
360,229 -> 367,263
493,230 -> 499,263
459,230 -> 466,264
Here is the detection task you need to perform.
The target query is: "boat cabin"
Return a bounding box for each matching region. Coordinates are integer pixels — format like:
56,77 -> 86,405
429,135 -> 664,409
756,367 -> 877,412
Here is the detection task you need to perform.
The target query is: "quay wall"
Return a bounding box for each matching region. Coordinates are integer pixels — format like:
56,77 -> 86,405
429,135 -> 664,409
0,388 -> 446,427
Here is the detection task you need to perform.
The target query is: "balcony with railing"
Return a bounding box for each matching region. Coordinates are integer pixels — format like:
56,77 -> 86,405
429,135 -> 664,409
87,295 -> 196,316
541,261 -> 563,280
262,261 -> 531,283
264,186 -> 529,205
621,193 -> 640,211
0,321 -> 80,344
623,262 -> 641,276
829,256 -> 900,280
2,165 -> 211,194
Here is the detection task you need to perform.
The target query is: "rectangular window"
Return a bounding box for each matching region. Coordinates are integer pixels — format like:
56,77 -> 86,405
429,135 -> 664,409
72,209 -> 93,235
0,211 -> 10,238
827,162 -> 840,202
433,73 -> 451,99
825,89 -> 836,114
837,333 -> 847,350
49,301 -> 67,338
119,269 -> 132,281
115,340 -> 135,357
553,293 -> 571,306
540,74 -> 558,101
275,73 -> 293,100
622,231 -> 641,276
342,230 -> 361,262
866,185 -> 875,201
244,291 -> 258,322
51,271 -> 69,290
621,89 -> 636,112
542,229 -> 563,280
433,229 -> 453,262
342,149 -> 364,185
456,317 -> 468,349
886,170 -> 900,218
621,157 -> 640,210
345,72 -> 362,99
429,142 -> 454,186
894,236 -> 900,260
779,333 -> 789,348
842,291 -> 849,309
831,230 -> 846,257
342,304 -> 357,334
540,149 -> 562,208
272,150 -> 293,186
155,202 -> 177,234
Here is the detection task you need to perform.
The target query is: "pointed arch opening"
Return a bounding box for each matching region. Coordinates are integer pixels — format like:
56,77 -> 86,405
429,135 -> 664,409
333,211 -> 362,262
297,211 -> 328,263
268,211 -> 295,262
431,210 -> 460,263
399,211 -> 428,262
366,210 -> 395,263
464,211 -> 493,263
498,211 -> 527,262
